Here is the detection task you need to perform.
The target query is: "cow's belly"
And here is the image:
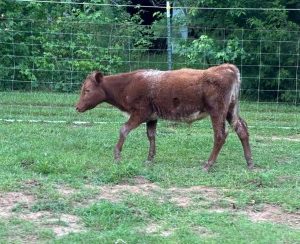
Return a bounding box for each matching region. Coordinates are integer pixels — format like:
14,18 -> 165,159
150,110 -> 208,123
179,111 -> 208,123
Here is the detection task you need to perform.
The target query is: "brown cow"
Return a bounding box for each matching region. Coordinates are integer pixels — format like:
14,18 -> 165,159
76,64 -> 253,171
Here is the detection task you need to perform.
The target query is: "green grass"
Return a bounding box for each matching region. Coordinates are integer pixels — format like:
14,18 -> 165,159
0,91 -> 300,243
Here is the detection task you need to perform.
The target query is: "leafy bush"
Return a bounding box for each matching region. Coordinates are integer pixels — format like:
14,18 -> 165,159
177,35 -> 246,67
0,1 -> 152,92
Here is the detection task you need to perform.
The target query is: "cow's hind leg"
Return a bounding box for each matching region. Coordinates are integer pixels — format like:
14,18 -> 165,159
146,120 -> 157,162
203,114 -> 228,172
227,109 -> 254,169
114,115 -> 142,161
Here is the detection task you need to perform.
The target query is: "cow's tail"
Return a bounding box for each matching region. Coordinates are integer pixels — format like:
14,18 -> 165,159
227,65 -> 242,128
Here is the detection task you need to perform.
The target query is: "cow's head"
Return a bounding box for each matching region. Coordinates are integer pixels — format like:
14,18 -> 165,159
76,71 -> 106,112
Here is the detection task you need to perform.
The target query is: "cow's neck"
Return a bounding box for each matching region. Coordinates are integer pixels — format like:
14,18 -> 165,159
102,74 -> 131,112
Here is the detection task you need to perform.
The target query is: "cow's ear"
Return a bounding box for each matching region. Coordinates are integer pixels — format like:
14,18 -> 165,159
93,71 -> 103,84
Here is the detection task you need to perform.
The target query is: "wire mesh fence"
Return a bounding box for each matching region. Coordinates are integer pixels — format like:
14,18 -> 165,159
0,2 -> 299,130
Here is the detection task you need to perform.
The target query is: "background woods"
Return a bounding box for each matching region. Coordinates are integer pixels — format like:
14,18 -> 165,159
0,0 -> 299,103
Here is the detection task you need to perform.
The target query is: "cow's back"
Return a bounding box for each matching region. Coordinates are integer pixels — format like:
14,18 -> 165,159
144,66 -> 237,121
131,69 -> 207,121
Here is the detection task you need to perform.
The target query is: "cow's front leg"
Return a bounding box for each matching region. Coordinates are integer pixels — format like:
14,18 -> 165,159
114,115 -> 143,161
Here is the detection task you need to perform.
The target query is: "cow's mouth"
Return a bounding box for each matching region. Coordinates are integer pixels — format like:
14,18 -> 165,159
76,105 -> 86,113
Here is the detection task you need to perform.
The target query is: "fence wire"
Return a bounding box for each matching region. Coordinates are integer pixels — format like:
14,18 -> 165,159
0,3 -> 299,130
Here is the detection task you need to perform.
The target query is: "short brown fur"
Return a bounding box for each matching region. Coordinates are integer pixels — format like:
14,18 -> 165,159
76,64 -> 253,171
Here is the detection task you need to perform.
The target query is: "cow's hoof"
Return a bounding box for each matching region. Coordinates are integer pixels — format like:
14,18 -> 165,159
247,163 -> 254,171
144,160 -> 152,165
202,164 -> 211,172
144,159 -> 154,165
114,157 -> 121,164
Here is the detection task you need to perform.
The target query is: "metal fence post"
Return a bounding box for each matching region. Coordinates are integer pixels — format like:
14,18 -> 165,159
167,1 -> 172,70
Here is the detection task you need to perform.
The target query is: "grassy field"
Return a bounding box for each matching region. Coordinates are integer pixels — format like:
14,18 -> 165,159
0,92 -> 300,243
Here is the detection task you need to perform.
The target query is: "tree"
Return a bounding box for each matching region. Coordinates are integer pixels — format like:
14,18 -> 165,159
170,0 -> 300,103
0,0 -> 299,103
0,0 -> 154,91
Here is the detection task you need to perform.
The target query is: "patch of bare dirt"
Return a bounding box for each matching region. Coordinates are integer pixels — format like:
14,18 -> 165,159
142,222 -> 174,237
246,204 -> 300,229
7,234 -> 40,244
0,191 -> 85,237
84,176 -> 224,209
81,177 -> 300,230
82,178 -> 300,230
167,186 -> 220,207
3,176 -> 299,239
56,185 -> 77,196
0,192 -> 35,218
20,211 -> 85,236
84,176 -> 161,204
141,222 -> 215,238
22,179 -> 42,188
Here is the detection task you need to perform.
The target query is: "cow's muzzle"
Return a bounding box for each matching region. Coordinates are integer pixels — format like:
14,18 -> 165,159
75,105 -> 84,112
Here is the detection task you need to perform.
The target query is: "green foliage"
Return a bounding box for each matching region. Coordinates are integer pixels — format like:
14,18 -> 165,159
0,0 -> 299,102
173,0 -> 299,103
0,1 -> 153,92
177,35 -> 246,66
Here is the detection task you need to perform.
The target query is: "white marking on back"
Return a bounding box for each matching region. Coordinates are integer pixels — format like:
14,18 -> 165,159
142,70 -> 165,97
142,70 -> 165,79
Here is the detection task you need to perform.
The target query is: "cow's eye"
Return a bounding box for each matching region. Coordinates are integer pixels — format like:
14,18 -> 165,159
85,89 -> 90,93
